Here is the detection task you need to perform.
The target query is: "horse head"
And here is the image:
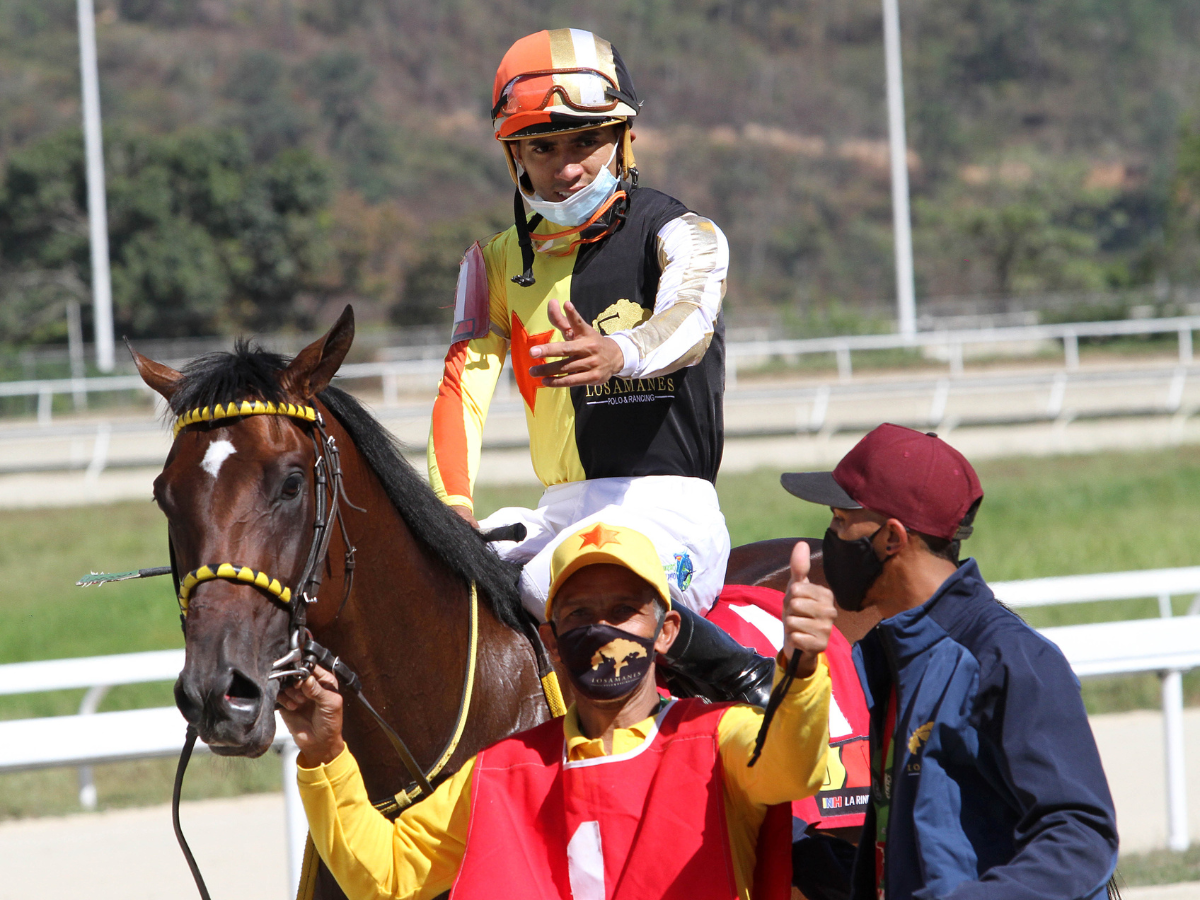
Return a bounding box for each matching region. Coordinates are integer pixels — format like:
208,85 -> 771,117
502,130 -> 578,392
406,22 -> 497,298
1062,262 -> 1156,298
131,307 -> 355,756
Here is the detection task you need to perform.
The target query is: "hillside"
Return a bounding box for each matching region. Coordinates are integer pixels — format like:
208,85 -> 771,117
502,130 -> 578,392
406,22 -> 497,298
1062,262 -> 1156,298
2,0 -> 1200,346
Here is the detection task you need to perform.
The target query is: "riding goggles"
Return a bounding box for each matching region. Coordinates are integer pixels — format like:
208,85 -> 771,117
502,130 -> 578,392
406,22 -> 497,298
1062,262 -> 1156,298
491,68 -> 635,121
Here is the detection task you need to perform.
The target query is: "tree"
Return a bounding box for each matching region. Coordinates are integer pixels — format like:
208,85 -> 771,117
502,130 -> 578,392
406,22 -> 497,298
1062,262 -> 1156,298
0,126 -> 334,342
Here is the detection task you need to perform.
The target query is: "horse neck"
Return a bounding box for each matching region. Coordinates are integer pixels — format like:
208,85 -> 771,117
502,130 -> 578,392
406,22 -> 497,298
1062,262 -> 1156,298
307,408 -> 549,798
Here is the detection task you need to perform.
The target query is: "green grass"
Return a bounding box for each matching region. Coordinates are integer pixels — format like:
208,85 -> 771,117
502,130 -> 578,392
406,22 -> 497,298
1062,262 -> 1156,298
1117,843 -> 1200,887
3,447 -> 1200,817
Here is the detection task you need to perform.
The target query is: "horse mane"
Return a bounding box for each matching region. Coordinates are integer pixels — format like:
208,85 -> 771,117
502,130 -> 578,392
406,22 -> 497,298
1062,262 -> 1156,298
168,341 -> 527,631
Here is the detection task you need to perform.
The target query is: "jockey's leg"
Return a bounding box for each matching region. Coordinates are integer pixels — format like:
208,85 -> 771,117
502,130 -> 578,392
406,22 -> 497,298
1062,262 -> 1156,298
512,476 -> 730,621
659,605 -> 775,708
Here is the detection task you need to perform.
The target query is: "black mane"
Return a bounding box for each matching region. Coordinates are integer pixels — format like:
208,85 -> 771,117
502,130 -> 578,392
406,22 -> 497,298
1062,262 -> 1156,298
169,341 -> 526,631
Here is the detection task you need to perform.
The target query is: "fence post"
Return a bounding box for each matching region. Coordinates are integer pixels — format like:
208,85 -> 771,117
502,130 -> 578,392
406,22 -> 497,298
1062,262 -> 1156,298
76,684 -> 111,810
85,422 -> 111,481
929,378 -> 950,427
949,342 -> 964,377
38,386 -> 53,425
1063,333 -> 1080,371
836,346 -> 853,381
282,740 -> 307,896
1162,668 -> 1190,851
1180,328 -> 1194,366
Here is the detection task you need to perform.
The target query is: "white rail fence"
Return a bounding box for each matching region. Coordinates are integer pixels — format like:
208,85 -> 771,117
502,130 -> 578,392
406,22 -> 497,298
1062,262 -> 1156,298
0,650 -> 307,895
4,315 -> 1200,422
3,364 -> 1200,478
992,568 -> 1200,852
0,565 -> 1197,898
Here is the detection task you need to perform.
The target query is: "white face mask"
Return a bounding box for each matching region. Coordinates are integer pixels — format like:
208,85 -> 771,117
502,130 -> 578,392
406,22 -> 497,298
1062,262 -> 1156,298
520,142 -> 619,227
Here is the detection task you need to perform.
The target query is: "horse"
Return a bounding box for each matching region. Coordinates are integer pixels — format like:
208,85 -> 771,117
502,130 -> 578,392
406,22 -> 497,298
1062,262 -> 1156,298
130,305 -> 872,899
131,306 -> 558,898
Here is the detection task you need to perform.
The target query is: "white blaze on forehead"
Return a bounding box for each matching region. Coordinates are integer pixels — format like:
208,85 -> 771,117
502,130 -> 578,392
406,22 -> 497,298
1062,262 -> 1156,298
200,439 -> 236,478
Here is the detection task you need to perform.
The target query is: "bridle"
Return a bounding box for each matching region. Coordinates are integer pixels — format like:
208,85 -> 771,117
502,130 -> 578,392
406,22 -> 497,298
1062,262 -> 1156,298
164,396 -> 481,900
169,399 -> 356,659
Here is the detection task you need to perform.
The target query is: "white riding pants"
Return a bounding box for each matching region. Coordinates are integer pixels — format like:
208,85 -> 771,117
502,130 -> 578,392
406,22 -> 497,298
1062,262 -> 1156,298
478,475 -> 730,621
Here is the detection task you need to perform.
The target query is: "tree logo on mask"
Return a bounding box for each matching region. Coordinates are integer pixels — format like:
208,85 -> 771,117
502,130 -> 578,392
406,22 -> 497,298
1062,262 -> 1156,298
591,637 -> 648,676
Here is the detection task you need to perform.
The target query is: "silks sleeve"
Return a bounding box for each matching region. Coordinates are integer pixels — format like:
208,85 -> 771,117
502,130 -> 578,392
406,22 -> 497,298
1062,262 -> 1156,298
297,745 -> 475,900
428,240 -> 511,511
717,657 -> 831,806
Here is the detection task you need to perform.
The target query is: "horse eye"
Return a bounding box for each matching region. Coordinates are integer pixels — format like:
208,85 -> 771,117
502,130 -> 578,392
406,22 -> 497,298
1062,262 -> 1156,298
281,473 -> 304,499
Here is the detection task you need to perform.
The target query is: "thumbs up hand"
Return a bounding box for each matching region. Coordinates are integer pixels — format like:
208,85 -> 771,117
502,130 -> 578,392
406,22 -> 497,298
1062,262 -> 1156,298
782,541 -> 837,678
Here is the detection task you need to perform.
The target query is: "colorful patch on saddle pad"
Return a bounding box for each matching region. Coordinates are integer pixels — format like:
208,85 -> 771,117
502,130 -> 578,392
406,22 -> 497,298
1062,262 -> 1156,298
707,583 -> 872,830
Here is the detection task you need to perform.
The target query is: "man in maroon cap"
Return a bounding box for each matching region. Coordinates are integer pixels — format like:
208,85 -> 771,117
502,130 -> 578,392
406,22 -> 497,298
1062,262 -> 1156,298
782,423 -> 1118,900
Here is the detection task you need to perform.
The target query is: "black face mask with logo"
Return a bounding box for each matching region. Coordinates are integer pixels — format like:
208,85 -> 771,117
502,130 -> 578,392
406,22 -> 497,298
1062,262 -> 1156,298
554,622 -> 658,701
821,526 -> 885,612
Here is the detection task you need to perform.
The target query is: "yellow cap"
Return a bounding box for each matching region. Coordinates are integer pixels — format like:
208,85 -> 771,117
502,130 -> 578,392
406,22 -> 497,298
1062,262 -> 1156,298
546,522 -> 670,620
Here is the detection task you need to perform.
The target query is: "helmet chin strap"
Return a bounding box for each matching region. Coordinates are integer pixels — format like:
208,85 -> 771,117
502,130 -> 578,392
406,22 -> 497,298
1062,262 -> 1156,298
508,126 -> 637,287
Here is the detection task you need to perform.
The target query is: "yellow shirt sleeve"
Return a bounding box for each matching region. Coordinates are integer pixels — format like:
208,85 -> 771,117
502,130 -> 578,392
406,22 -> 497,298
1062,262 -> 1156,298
427,235 -> 511,511
296,747 -> 475,900
716,657 -> 832,898
427,331 -> 507,511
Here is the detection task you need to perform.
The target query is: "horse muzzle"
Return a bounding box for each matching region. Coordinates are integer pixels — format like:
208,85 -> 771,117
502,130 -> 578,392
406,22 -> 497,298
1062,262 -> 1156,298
175,663 -> 279,756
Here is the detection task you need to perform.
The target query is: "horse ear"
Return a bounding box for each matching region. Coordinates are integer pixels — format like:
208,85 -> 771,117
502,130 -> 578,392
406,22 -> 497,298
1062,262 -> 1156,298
280,305 -> 355,399
127,339 -> 183,401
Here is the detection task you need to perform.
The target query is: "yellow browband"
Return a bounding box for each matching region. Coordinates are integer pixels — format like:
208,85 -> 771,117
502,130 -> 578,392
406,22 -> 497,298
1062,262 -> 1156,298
178,563 -> 292,615
172,400 -> 317,438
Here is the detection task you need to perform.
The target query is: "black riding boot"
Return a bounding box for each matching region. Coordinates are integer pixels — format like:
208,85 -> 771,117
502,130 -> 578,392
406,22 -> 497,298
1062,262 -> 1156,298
659,605 -> 775,708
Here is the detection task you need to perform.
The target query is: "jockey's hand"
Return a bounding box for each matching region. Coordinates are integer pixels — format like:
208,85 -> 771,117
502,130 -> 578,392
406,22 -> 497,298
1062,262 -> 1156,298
277,665 -> 345,768
451,504 -> 479,529
782,542 -> 836,679
529,300 -> 625,387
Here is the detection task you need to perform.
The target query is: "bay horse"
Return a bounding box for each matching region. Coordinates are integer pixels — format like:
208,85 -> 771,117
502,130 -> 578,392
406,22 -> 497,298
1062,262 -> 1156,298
130,305 -> 874,898
132,306 -> 552,898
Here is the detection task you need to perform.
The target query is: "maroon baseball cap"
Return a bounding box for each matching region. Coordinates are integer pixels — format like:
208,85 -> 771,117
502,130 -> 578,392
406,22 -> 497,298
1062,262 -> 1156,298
781,423 -> 983,541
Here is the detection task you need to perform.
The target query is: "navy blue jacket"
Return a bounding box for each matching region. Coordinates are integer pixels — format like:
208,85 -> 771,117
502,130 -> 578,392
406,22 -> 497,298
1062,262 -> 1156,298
851,559 -> 1118,900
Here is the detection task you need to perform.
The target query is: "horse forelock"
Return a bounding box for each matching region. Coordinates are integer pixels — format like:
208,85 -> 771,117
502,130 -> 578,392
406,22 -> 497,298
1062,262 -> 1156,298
166,341 -> 527,633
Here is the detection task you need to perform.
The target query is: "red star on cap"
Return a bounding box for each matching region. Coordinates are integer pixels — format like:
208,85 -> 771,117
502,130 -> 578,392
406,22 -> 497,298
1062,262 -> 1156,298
578,523 -> 621,550
510,313 -> 555,412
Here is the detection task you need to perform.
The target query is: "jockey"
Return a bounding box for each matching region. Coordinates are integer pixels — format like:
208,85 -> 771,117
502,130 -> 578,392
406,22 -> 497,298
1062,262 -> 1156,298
428,29 -> 772,703
280,521 -> 836,900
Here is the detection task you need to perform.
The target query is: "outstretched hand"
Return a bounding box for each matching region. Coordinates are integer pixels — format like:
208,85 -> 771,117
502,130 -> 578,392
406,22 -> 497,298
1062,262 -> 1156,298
781,541 -> 837,678
528,300 -> 626,387
277,665 -> 345,768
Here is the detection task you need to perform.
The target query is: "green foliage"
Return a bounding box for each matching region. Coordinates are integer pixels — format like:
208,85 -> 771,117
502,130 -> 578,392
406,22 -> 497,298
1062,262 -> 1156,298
395,205 -> 510,326
2,0 -> 1200,339
0,125 -> 334,341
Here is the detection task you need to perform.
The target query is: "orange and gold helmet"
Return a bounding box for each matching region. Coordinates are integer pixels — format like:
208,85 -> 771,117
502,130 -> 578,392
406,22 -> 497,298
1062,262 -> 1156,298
492,29 -> 641,141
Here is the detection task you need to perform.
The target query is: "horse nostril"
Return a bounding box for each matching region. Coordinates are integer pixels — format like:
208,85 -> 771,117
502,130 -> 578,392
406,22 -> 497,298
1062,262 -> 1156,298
224,669 -> 262,709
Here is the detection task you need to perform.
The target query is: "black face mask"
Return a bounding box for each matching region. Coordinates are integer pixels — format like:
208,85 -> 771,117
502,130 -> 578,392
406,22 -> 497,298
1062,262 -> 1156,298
822,527 -> 885,612
553,622 -> 658,701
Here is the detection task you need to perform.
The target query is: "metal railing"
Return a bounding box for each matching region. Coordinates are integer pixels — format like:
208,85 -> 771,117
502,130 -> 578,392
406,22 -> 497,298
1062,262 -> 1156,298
2,363 -> 1196,478
724,314 -> 1200,386
0,649 -> 306,895
4,315 -> 1200,424
992,569 -> 1200,852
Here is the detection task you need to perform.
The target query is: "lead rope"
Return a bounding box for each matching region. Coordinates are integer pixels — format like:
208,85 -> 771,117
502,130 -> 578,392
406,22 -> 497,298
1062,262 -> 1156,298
748,652 -> 801,767
173,726 -> 212,900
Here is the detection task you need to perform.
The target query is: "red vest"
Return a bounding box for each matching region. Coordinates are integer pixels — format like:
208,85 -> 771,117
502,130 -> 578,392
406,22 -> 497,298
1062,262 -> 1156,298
451,698 -> 774,900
